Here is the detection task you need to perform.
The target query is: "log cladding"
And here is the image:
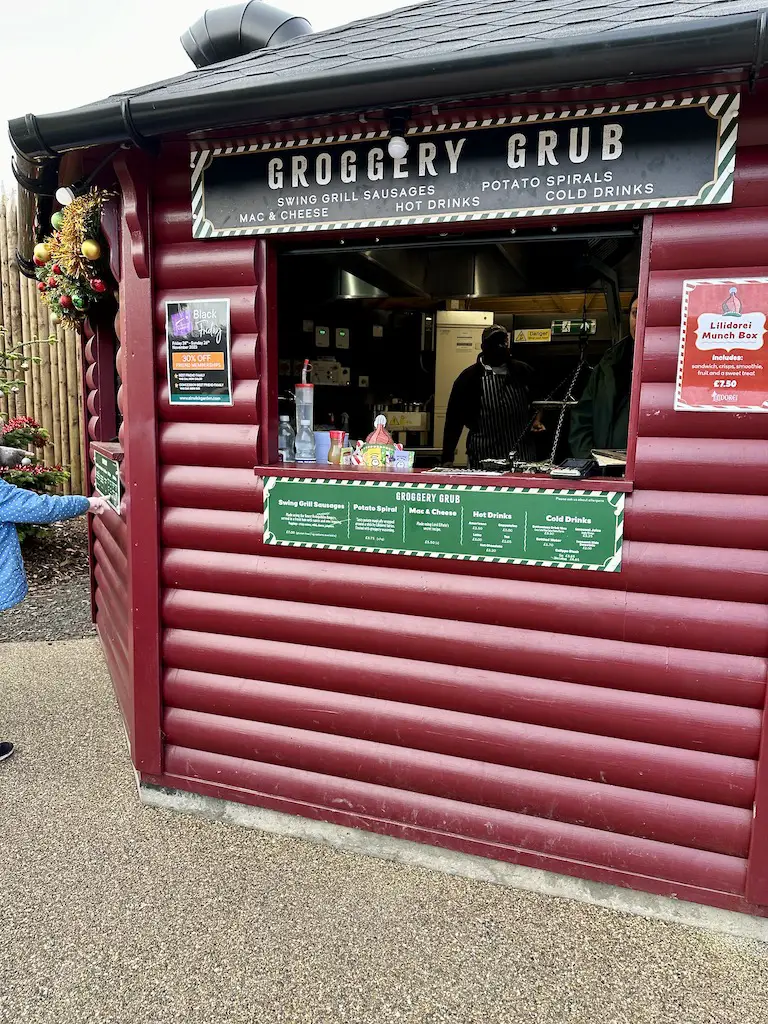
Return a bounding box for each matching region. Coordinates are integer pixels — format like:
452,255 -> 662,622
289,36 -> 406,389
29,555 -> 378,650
89,150 -> 166,772
146,121 -> 768,915
83,301 -> 132,727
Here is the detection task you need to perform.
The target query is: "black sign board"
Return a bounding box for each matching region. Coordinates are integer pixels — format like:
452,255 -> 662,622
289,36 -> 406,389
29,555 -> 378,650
192,95 -> 738,238
165,299 -> 233,405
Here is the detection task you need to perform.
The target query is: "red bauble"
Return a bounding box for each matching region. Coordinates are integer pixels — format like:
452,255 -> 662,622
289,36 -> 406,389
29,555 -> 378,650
47,277 -> 57,288
37,282 -> 46,292
33,256 -> 45,267
52,264 -> 62,275
90,278 -> 107,294
59,294 -> 73,309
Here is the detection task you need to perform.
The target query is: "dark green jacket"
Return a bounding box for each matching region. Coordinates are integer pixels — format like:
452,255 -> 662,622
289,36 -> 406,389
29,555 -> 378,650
569,337 -> 633,458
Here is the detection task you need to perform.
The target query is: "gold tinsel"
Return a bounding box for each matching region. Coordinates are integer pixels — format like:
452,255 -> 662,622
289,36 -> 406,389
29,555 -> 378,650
47,188 -> 114,280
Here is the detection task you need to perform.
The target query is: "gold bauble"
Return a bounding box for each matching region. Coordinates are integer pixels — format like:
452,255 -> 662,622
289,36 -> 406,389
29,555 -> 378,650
33,242 -> 51,263
81,239 -> 102,260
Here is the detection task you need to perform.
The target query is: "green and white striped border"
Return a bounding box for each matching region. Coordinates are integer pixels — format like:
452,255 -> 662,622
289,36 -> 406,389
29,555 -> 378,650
674,276 -> 768,414
192,93 -> 739,238
262,477 -> 625,572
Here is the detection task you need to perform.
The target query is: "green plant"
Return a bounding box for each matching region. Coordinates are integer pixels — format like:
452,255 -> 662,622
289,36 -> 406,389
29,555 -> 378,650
0,334 -> 71,543
0,414 -> 71,544
0,464 -> 69,489
0,326 -> 46,398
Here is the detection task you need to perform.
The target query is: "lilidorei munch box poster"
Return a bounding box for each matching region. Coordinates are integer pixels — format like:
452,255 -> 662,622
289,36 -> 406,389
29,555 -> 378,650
675,278 -> 768,413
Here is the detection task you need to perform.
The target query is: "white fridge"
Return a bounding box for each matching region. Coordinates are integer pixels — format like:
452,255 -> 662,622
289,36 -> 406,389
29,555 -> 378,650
433,310 -> 494,466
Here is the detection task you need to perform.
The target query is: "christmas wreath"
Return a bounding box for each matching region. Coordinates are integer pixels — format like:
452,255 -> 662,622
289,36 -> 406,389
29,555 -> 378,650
33,188 -> 113,326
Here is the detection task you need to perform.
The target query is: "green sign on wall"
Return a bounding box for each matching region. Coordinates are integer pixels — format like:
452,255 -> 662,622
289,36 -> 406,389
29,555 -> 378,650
263,478 -> 624,571
94,451 -> 121,514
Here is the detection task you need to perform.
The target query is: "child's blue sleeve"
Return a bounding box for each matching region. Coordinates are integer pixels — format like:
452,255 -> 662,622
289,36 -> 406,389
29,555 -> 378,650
0,478 -> 90,525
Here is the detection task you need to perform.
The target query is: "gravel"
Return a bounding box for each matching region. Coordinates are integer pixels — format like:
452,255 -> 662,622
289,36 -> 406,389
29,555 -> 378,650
0,517 -> 95,643
1,638 -> 768,1024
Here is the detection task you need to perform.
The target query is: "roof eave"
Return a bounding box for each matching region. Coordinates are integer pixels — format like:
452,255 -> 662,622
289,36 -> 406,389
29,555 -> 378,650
8,12 -> 766,160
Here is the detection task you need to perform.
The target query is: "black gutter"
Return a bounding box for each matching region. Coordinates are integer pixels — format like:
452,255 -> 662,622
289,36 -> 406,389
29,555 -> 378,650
12,153 -> 60,266
8,12 -> 768,159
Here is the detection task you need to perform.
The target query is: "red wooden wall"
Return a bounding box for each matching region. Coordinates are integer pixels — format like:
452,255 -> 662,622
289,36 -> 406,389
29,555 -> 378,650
86,154 -> 163,772
84,300 -> 132,733
92,89 -> 768,916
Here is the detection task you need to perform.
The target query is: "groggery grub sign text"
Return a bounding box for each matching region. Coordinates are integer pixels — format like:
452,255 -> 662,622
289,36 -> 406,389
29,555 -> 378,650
192,95 -> 739,237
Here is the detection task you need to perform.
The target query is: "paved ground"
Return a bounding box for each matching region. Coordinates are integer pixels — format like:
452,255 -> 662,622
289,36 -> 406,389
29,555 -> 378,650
2,638 -> 768,1024
0,520 -> 94,644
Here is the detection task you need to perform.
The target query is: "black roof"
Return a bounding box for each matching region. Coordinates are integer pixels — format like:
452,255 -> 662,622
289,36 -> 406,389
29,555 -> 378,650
9,0 -> 768,158
167,0 -> 768,91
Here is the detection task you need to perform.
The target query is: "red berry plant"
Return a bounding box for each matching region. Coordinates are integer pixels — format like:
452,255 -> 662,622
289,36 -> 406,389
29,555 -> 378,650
1,416 -> 50,450
0,415 -> 71,542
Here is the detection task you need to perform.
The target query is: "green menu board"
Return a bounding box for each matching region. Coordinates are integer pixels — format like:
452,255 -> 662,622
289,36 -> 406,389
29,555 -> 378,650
94,451 -> 121,514
262,478 -> 624,571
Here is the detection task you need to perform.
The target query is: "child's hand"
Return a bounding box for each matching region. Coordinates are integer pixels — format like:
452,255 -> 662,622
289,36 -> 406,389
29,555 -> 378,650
88,496 -> 110,515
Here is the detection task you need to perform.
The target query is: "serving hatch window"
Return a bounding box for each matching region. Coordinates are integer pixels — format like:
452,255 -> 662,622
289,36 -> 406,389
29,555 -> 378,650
271,223 -> 642,482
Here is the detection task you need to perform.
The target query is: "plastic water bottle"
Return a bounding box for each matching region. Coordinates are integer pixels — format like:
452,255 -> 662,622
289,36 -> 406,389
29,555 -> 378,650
277,415 -> 295,463
295,420 -> 316,463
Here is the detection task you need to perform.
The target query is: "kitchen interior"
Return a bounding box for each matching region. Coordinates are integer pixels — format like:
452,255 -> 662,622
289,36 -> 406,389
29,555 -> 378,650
276,224 -> 641,468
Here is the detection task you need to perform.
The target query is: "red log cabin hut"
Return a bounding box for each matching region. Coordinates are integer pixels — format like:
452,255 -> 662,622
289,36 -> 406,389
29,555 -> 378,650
9,0 -> 768,925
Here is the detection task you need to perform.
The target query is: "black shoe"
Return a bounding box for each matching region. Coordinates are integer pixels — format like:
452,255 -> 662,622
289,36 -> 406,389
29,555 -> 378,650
0,742 -> 14,762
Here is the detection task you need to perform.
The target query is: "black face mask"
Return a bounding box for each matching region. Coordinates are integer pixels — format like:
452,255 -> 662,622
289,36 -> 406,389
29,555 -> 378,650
482,342 -> 508,367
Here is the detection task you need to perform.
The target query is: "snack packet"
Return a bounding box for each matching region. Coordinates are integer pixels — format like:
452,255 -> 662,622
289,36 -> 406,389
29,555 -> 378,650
391,447 -> 415,470
360,444 -> 394,468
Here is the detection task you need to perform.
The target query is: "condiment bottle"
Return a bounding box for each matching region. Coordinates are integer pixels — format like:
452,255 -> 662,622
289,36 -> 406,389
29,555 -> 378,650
327,430 -> 344,465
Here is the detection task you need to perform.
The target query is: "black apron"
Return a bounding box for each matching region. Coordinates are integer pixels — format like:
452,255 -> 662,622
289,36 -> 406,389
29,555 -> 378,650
466,369 -> 533,469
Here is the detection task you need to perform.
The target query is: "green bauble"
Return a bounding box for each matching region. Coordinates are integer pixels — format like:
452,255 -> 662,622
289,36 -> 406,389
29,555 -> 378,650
51,211 -> 65,230
71,292 -> 88,311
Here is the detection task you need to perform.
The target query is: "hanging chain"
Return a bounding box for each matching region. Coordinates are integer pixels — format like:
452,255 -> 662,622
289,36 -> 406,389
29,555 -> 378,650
509,353 -> 589,468
546,353 -> 588,466
510,291 -> 593,469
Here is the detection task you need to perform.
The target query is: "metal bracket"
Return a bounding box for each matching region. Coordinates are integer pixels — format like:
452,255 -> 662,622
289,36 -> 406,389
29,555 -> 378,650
120,98 -> 160,155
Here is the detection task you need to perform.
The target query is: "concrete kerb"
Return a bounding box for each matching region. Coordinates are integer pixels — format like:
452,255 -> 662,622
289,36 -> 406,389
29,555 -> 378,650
140,782 -> 768,945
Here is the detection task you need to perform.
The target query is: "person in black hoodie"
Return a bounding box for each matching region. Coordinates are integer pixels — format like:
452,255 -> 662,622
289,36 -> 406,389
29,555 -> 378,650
442,325 -> 540,468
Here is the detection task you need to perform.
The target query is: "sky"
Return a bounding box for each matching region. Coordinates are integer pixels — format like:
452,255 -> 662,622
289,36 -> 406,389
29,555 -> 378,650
0,0 -> 415,189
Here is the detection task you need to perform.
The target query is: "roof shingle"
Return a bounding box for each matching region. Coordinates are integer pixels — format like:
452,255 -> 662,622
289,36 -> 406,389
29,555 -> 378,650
100,0 -> 768,103
9,0 -> 767,158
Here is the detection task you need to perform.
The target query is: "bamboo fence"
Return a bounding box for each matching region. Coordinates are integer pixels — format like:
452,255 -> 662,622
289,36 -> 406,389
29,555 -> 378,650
0,193 -> 85,494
